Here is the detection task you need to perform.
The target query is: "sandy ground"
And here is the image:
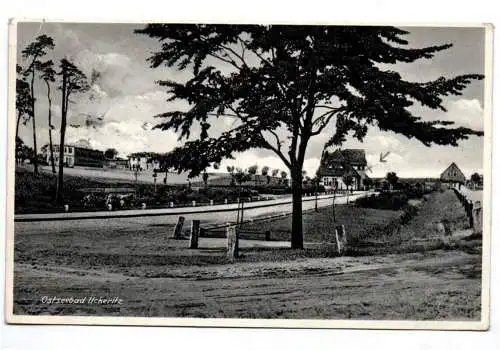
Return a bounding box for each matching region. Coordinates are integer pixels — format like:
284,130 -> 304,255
12,190 -> 482,320
13,248 -> 481,320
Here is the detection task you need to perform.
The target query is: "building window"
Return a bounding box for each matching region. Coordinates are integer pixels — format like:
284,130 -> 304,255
68,147 -> 72,154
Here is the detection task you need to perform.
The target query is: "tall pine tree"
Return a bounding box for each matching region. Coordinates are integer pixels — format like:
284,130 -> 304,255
55,59 -> 89,203
136,25 -> 484,249
21,34 -> 55,176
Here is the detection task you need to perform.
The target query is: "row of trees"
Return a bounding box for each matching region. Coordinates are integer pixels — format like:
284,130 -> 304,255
16,34 -> 90,203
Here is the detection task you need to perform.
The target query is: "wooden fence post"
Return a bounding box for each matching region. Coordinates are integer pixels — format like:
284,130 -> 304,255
227,224 -> 238,262
172,216 -> 185,239
335,224 -> 347,255
190,220 -> 200,249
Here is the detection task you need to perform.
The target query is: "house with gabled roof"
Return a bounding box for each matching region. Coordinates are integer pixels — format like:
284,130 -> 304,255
316,148 -> 369,190
440,162 -> 466,188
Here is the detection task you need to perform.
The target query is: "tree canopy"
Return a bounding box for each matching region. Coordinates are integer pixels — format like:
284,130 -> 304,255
136,24 -> 484,249
136,24 -> 483,178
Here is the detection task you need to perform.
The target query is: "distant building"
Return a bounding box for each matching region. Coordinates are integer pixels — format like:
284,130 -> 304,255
42,144 -> 104,168
104,157 -> 129,169
127,154 -> 161,171
440,162 -> 466,188
317,148 -> 369,190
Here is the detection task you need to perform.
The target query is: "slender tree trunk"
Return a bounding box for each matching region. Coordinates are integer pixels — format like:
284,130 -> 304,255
15,111 -> 21,142
45,80 -> 56,174
30,66 -> 39,176
290,167 -> 304,249
56,72 -> 67,203
15,111 -> 22,165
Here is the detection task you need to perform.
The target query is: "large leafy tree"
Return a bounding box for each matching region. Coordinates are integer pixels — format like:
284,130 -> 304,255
136,24 -> 484,249
55,58 -> 89,203
21,34 -> 55,176
38,60 -> 57,173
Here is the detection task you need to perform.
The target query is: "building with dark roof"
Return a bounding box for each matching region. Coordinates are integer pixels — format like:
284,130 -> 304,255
42,144 -> 104,168
440,162 -> 466,188
317,148 -> 369,190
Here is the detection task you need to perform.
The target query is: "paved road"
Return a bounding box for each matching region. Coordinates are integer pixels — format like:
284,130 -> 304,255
14,192 -> 371,235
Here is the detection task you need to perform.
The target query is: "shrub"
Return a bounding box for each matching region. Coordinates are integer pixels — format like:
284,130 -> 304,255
400,204 -> 419,225
355,192 -> 409,211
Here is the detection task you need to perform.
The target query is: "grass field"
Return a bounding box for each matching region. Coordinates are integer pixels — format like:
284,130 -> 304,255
13,189 -> 482,319
14,167 -> 262,214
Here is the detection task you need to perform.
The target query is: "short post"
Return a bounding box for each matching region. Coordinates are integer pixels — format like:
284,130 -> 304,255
210,199 -> 214,206
64,204 -> 69,212
192,200 -> 196,207
190,220 -> 200,249
107,203 -> 113,211
265,230 -> 271,241
335,224 -> 347,256
169,202 -> 174,208
172,216 -> 185,239
224,198 -> 228,205
227,224 -> 238,262
141,202 -> 147,209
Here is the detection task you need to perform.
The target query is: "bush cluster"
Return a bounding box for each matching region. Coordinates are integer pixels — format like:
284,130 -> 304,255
354,192 -> 409,211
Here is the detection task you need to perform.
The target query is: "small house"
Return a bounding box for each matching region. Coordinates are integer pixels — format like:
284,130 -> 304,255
440,162 -> 466,189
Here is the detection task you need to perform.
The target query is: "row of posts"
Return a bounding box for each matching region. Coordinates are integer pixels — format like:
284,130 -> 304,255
453,189 -> 483,235
171,216 -> 242,262
171,215 -> 348,261
92,197 -> 277,212
64,192 -> 338,212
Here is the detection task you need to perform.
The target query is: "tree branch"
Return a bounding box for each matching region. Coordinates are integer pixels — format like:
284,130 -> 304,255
261,131 -> 292,169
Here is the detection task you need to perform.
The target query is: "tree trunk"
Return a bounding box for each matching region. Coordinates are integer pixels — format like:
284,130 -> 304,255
30,66 -> 38,176
290,168 -> 304,249
46,81 -> 56,174
15,111 -> 22,165
15,111 -> 21,142
56,72 -> 67,203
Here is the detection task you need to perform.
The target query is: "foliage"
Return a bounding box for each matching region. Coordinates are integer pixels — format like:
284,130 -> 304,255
247,164 -> 259,175
104,148 -> 119,160
342,173 -> 354,189
21,34 -> 55,175
261,166 -> 270,176
355,192 -> 409,211
386,172 -> 399,188
470,172 -> 481,186
56,58 -> 90,202
15,137 -> 34,163
15,65 -> 33,134
136,24 -> 484,249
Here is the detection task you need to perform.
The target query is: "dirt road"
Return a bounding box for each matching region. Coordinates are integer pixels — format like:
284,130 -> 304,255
13,248 -> 481,320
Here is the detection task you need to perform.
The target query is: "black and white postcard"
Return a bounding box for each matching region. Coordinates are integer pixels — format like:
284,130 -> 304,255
5,20 -> 493,329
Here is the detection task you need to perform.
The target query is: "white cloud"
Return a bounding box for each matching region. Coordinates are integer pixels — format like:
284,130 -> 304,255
442,98 -> 484,130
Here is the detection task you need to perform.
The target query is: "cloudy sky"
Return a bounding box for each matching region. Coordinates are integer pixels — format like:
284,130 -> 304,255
16,23 -> 485,178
